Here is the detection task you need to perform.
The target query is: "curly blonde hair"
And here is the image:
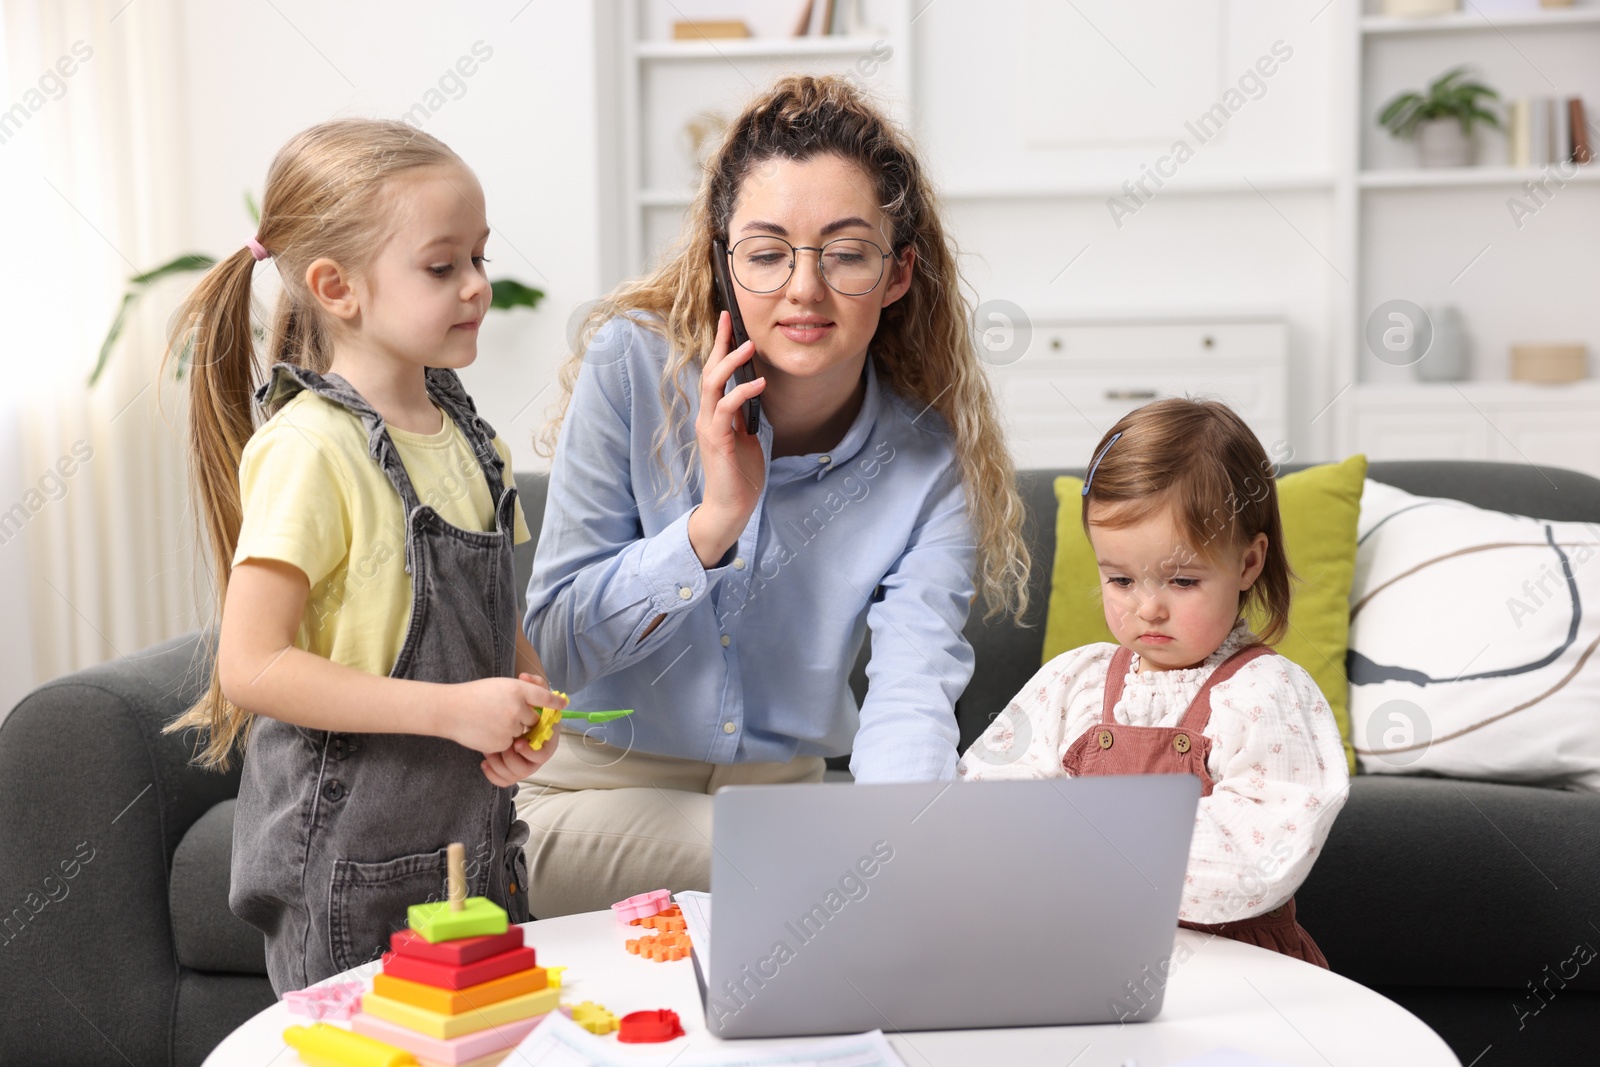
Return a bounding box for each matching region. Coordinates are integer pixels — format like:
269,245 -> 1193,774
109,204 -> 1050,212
539,75 -> 1029,620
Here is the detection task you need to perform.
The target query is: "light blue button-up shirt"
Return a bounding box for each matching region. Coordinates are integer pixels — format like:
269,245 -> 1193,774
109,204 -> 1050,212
523,316 -> 977,783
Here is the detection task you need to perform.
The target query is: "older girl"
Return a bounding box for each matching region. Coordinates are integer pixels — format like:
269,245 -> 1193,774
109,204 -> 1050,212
166,119 -> 564,992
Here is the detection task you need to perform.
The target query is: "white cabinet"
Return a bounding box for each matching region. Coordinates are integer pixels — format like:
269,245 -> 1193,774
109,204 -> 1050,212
1338,384 -> 1600,480
988,319 -> 1289,471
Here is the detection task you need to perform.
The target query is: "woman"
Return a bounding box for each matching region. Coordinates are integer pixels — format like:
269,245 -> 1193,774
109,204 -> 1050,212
519,75 -> 1028,916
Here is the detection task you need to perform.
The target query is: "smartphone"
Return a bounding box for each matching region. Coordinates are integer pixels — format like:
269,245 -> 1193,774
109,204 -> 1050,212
710,238 -> 761,435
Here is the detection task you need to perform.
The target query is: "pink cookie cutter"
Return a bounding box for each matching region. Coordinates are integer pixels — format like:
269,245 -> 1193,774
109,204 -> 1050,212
611,888 -> 671,924
282,978 -> 364,1021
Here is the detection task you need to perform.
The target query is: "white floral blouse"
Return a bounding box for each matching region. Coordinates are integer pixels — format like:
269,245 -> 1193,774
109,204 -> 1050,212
956,621 -> 1350,923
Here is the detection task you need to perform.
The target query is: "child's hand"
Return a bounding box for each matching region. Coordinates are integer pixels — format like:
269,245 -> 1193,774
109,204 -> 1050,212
438,674 -> 566,759
480,672 -> 565,786
481,729 -> 560,787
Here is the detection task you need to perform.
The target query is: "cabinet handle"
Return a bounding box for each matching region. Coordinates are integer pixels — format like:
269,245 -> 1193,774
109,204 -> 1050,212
1105,389 -> 1159,401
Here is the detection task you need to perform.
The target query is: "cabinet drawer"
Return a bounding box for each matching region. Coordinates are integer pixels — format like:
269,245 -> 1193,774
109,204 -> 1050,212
1001,363 -> 1278,422
1027,321 -> 1287,364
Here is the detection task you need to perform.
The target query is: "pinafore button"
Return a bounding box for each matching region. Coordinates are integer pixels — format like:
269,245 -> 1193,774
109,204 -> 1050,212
1097,729 -> 1114,750
1173,733 -> 1191,754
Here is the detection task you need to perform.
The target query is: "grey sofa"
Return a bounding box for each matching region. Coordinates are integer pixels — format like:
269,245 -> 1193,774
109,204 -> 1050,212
3,461 -> 1597,1065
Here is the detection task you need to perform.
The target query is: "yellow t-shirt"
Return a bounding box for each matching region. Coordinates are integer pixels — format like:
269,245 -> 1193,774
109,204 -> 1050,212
233,389 -> 531,678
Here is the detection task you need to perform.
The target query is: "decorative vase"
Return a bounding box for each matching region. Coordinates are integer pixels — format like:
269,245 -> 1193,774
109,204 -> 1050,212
1415,306 -> 1470,382
1416,119 -> 1474,167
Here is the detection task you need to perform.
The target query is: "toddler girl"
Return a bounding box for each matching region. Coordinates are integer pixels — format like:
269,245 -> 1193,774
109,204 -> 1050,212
165,119 -> 564,992
958,398 -> 1348,966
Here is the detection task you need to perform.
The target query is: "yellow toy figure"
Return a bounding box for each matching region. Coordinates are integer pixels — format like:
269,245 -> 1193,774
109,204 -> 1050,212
516,675 -> 633,751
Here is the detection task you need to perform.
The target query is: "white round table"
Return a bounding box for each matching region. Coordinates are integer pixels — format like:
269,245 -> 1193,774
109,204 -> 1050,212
204,910 -> 1460,1066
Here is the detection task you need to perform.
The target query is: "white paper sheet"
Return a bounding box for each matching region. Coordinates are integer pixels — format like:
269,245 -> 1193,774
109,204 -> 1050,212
675,889 -> 713,960
509,1009 -> 906,1066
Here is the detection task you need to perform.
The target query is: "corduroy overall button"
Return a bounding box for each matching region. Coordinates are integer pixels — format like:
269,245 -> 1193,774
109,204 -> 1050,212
1097,730 -> 1114,750
1173,733 -> 1192,754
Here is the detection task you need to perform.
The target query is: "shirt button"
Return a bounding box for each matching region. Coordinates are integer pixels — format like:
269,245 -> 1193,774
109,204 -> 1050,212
678,586 -> 692,600
817,455 -> 831,465
721,635 -> 732,647
323,779 -> 345,801
723,721 -> 737,734
733,558 -> 746,570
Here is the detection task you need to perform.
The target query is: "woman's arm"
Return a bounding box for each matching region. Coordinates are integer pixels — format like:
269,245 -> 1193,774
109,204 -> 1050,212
1181,660 -> 1351,924
523,316 -> 763,693
848,462 -> 977,783
220,558 -> 561,781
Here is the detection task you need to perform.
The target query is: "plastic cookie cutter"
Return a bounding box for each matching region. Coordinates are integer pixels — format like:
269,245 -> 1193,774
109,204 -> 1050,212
632,904 -> 686,933
524,697 -> 634,751
618,1008 -> 685,1043
611,888 -> 671,924
283,978 -> 365,1021
523,706 -> 561,751
624,930 -> 691,962
567,1000 -> 619,1035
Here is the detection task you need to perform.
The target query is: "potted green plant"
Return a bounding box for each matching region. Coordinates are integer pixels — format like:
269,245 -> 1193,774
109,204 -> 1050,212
1378,66 -> 1501,168
90,192 -> 544,385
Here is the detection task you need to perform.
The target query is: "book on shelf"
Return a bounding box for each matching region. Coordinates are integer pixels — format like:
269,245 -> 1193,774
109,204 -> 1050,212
792,0 -> 860,35
790,0 -> 814,36
1573,98 -> 1594,164
672,20 -> 752,40
1505,95 -> 1592,167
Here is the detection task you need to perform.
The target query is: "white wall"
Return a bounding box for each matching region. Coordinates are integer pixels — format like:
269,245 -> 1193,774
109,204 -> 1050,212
178,0 -> 606,468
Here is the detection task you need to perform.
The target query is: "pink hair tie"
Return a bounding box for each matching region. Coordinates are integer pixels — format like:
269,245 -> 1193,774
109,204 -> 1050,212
245,236 -> 270,261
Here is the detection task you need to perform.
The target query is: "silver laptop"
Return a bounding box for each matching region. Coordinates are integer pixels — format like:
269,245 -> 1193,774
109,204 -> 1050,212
703,774 -> 1201,1038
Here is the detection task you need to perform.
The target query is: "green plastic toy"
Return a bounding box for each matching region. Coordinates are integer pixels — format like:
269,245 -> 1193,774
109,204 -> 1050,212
562,709 -> 635,723
408,843 -> 508,943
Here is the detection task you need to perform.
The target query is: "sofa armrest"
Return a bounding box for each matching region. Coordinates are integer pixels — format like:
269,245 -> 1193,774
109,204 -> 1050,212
0,630 -> 238,1064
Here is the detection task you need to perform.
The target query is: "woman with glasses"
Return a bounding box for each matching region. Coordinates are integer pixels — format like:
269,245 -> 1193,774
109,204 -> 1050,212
519,74 -> 1029,915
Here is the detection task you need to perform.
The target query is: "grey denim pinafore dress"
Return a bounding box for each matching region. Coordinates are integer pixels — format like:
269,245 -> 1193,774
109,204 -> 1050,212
230,363 -> 532,995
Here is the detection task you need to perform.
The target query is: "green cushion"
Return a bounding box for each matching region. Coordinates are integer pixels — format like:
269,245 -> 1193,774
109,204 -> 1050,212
1041,455 -> 1367,774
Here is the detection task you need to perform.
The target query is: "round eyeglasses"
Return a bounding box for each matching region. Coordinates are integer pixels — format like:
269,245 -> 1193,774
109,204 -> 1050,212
726,236 -> 894,297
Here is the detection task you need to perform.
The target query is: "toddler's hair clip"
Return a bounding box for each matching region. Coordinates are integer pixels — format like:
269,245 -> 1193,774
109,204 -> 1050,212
245,236 -> 270,261
1082,431 -> 1122,496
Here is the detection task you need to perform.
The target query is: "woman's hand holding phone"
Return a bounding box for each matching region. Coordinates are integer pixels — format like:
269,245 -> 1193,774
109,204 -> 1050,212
689,310 -> 767,569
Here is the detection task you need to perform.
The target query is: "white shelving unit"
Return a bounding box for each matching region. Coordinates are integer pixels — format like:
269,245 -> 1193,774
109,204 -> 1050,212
1333,1 -> 1600,472
599,2 -> 1596,472
1357,165 -> 1600,188
608,1 -> 916,281
1360,7 -> 1600,33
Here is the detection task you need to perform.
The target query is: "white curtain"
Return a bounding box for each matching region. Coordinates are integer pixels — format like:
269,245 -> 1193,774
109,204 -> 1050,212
1,0 -> 200,710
